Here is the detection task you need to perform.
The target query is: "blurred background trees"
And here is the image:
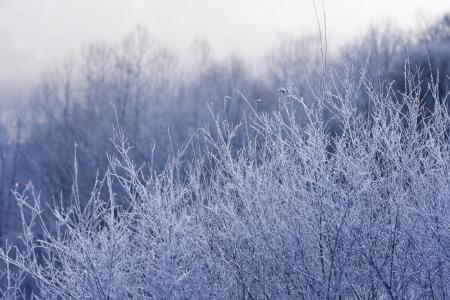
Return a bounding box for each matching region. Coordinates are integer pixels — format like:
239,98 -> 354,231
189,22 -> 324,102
0,13 -> 450,244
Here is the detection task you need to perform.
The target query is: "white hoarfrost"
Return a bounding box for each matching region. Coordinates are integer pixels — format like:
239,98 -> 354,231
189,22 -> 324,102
2,67 -> 450,299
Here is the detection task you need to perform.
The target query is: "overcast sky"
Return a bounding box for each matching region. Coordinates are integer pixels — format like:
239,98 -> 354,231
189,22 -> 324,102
1,0 -> 450,101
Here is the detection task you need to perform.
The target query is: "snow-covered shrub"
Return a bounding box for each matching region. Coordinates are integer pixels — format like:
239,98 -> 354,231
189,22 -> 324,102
2,64 -> 450,299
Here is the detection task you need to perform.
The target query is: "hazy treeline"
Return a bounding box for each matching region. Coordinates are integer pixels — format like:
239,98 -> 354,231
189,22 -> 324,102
1,15 -> 450,241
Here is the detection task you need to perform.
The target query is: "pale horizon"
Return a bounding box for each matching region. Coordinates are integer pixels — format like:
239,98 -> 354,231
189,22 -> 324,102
1,0 -> 450,101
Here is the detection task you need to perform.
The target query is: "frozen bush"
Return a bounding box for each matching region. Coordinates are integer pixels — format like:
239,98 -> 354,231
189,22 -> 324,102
2,64 -> 450,299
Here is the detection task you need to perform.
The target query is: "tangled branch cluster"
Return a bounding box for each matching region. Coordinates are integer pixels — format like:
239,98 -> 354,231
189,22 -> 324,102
1,68 -> 450,299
